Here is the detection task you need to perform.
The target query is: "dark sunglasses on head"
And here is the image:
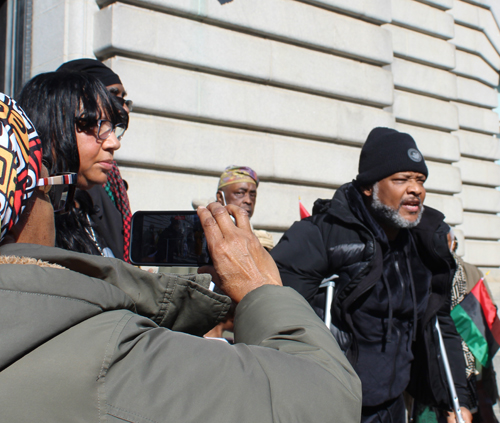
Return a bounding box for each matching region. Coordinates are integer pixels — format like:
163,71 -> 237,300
37,172 -> 78,214
115,96 -> 133,112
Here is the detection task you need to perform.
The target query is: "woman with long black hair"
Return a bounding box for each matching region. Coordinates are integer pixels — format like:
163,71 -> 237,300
17,71 -> 128,256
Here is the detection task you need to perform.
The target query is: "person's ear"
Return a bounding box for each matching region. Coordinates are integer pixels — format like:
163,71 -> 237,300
361,186 -> 374,198
216,190 -> 223,204
1,194 -> 36,246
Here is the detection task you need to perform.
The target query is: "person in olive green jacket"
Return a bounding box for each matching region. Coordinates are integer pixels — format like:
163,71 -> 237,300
0,93 -> 361,422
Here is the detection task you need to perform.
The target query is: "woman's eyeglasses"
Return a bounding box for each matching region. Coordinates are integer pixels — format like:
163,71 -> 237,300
37,172 -> 78,214
95,119 -> 126,141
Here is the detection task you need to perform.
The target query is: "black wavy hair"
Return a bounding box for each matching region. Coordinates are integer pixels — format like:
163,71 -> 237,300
17,70 -> 128,175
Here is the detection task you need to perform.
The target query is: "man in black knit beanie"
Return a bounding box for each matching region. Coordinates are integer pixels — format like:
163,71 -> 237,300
271,127 -> 472,423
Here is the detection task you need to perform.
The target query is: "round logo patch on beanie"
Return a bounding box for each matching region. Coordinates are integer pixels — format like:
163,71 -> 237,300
408,148 -> 423,162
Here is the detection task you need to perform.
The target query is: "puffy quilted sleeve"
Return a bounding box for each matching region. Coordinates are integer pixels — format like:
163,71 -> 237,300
271,219 -> 330,302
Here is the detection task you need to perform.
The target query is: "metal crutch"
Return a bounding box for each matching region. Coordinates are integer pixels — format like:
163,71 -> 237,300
319,274 -> 339,328
435,319 -> 465,423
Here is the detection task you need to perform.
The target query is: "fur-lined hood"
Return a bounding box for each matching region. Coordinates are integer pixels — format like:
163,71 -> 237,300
0,254 -> 65,269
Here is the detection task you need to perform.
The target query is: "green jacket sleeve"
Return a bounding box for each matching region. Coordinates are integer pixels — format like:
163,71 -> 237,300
0,243 -> 232,336
102,285 -> 362,423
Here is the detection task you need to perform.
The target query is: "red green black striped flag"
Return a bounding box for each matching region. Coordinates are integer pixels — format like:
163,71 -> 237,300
451,277 -> 500,367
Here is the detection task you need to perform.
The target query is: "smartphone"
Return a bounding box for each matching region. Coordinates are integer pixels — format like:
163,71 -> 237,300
220,191 -> 227,206
130,210 -> 211,267
218,191 -> 236,224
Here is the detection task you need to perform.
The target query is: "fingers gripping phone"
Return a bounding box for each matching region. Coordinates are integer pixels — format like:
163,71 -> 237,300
130,211 -> 211,267
218,191 -> 236,224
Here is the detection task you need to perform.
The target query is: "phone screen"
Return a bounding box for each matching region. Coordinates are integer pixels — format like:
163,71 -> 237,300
130,211 -> 211,267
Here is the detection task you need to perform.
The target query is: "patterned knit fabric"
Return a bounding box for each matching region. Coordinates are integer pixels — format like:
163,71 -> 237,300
218,165 -> 259,189
103,161 -> 131,262
451,253 -> 477,380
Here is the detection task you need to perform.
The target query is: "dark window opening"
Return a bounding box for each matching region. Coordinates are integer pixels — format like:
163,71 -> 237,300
0,0 -> 32,97
0,0 -> 7,93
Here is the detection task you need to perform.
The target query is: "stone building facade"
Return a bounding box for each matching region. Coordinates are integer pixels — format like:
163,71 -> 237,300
8,0 -> 500,277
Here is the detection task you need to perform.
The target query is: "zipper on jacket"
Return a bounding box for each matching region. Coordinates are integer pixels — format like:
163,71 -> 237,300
393,252 -> 406,311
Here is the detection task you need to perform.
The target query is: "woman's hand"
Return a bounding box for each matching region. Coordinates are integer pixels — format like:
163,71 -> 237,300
197,202 -> 282,303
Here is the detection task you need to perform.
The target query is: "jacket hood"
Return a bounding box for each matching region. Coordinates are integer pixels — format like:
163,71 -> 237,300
0,248 -> 135,371
317,183 -> 446,254
314,182 -> 390,250
0,243 -> 231,371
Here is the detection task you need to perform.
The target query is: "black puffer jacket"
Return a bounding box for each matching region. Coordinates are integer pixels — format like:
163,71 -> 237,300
271,182 -> 468,410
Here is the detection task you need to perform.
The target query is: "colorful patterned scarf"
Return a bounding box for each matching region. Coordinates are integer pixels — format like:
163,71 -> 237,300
0,93 -> 43,241
218,165 -> 259,189
103,161 -> 132,262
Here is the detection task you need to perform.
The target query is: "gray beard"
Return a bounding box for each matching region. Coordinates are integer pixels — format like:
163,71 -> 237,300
368,183 -> 424,229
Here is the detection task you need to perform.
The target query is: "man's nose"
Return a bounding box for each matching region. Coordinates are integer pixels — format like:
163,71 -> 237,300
242,193 -> 252,204
407,181 -> 423,196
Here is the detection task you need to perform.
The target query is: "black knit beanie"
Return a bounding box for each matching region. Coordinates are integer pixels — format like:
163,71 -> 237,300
56,59 -> 122,87
355,127 -> 428,186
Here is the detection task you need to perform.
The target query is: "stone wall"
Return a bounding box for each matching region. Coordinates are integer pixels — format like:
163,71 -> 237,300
31,0 -> 500,278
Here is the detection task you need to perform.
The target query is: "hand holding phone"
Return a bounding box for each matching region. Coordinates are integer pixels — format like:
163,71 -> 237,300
197,203 -> 282,303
